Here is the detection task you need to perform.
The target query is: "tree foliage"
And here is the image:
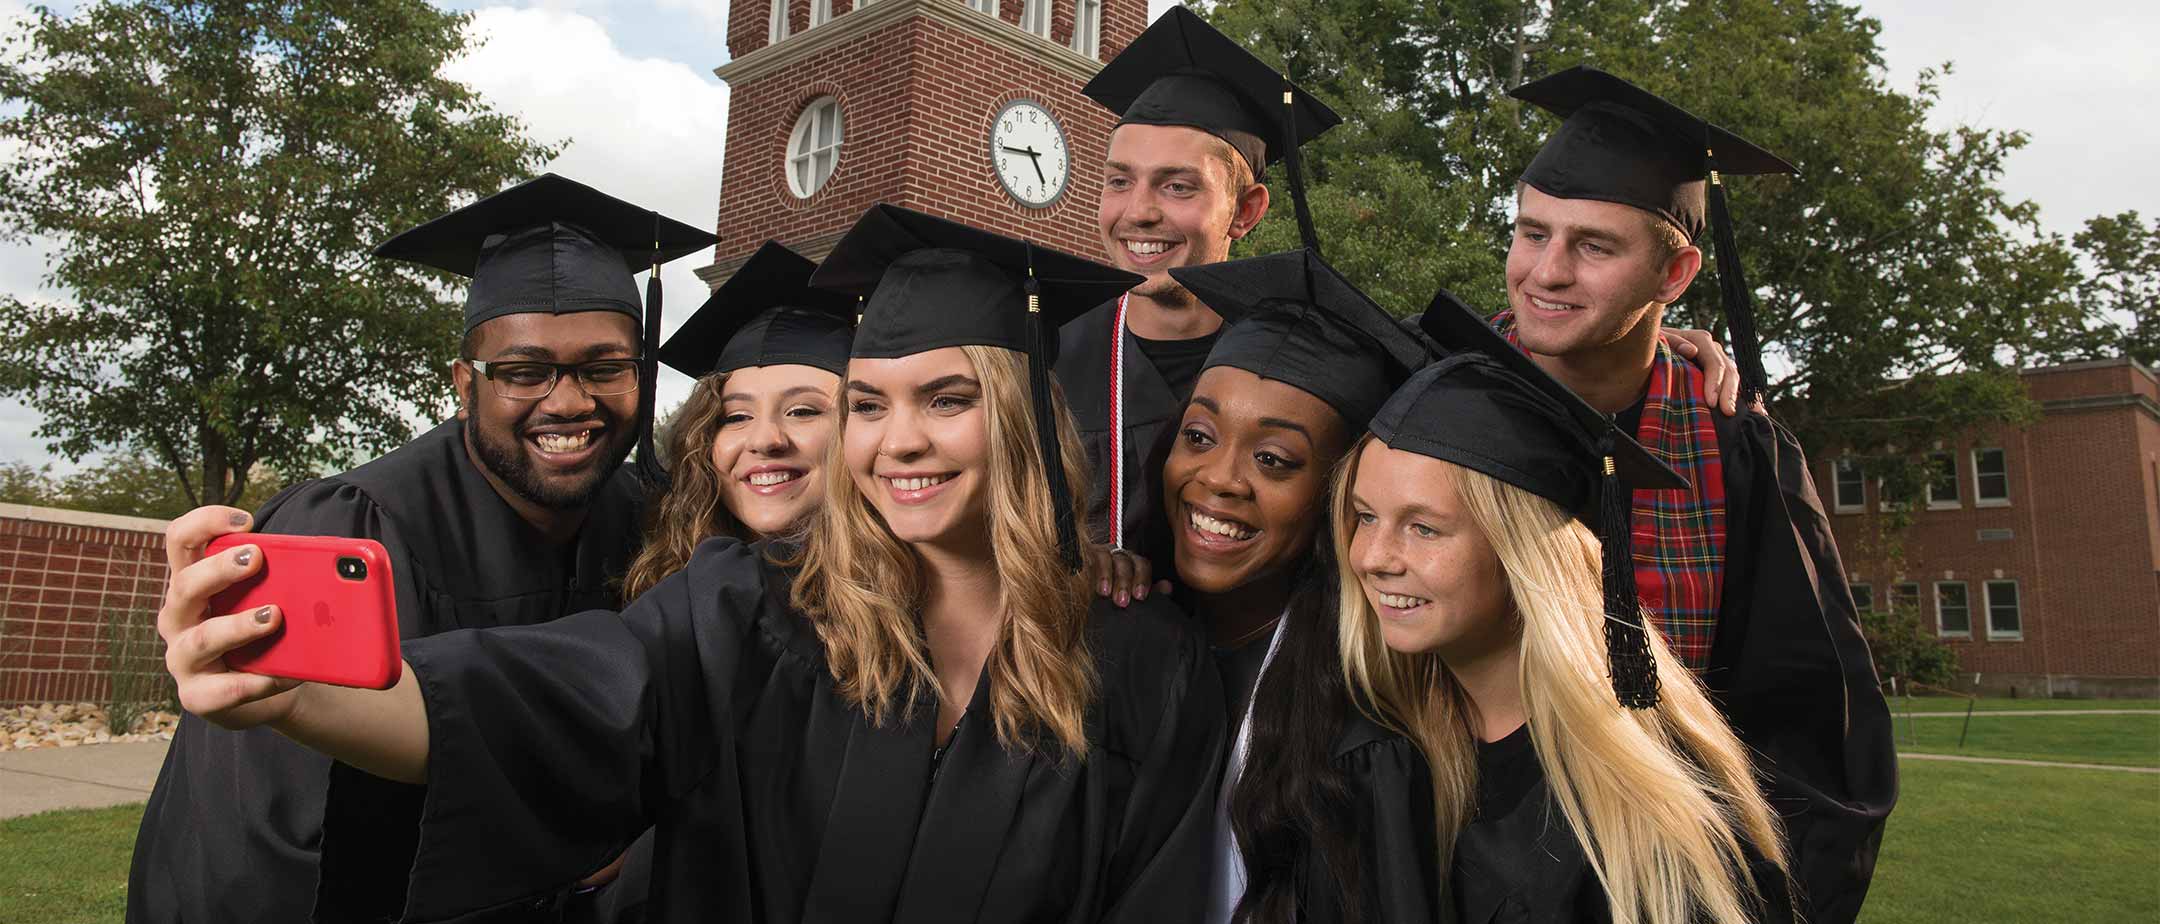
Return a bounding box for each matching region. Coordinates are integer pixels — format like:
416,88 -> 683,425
1201,0 -> 2121,464
0,0 -> 556,506
0,453 -> 290,520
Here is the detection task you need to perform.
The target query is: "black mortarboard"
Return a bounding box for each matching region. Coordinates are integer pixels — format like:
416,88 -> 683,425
1370,288 -> 1689,709
376,173 -> 718,485
1083,6 -> 1339,253
811,205 -> 1142,569
1167,249 -> 1430,429
659,241 -> 854,379
1512,66 -> 1795,404
374,173 -> 716,333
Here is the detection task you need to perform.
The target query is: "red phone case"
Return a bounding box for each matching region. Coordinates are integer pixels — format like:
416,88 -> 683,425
205,534 -> 403,690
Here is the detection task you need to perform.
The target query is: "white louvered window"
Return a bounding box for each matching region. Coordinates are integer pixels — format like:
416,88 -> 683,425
1020,0 -> 1051,37
1071,0 -> 1101,57
786,98 -> 843,198
768,0 -> 790,43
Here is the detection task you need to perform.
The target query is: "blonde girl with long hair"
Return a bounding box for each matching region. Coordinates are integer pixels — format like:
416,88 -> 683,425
149,206 -> 1226,922
1339,325 -> 1793,924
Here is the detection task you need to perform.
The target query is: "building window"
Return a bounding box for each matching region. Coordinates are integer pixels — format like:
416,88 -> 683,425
1935,581 -> 1971,638
1891,582 -> 1921,617
1925,451 -> 1960,509
1020,0 -> 1051,37
786,97 -> 843,199
767,0 -> 790,43
1985,580 -> 2023,640
1071,0 -> 1102,57
810,0 -> 832,27
967,0 -> 998,13
1832,458 -> 1865,513
1849,583 -> 1873,614
1973,448 -> 2009,506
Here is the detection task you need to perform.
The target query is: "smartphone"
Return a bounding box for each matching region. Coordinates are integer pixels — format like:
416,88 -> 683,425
205,534 -> 403,690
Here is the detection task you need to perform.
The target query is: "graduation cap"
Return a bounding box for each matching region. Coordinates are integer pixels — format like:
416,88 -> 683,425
1370,289 -> 1691,709
376,173 -> 718,483
1167,249 -> 1431,429
1511,65 -> 1795,406
811,204 -> 1143,569
1083,5 -> 1341,254
658,241 -> 854,380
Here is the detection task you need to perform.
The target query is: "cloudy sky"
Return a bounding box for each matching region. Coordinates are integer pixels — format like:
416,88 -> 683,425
1,0 -> 2152,473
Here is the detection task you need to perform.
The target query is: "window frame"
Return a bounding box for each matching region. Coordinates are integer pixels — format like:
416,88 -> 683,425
1924,450 -> 1961,510
1985,580 -> 2024,640
1934,580 -> 1972,639
809,0 -> 832,28
785,97 -> 844,199
1849,583 -> 1874,615
1020,0 -> 1052,37
967,0 -> 999,13
1071,0 -> 1102,57
1832,457 -> 1866,514
1891,582 -> 1921,618
1972,447 -> 2011,507
767,0 -> 790,43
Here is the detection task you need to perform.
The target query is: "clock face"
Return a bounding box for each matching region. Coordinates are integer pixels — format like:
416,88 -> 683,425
990,100 -> 1070,208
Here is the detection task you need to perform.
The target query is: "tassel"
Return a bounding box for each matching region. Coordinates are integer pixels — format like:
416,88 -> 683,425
1599,444 -> 1658,709
636,214 -> 669,489
1024,249 -> 1081,571
1704,150 -> 1769,407
1281,83 -> 1322,259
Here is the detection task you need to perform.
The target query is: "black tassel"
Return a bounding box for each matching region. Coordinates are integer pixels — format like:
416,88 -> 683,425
1023,253 -> 1081,572
636,214 -> 668,489
1704,151 -> 1769,408
1598,444 -> 1658,709
1281,83 -> 1322,259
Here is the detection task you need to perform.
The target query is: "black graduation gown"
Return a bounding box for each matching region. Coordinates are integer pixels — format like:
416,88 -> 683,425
1701,410 -> 1897,924
1056,298 -> 1188,569
126,419 -> 646,924
326,538 -> 1227,923
1304,716 -> 1440,923
1451,725 -> 1792,924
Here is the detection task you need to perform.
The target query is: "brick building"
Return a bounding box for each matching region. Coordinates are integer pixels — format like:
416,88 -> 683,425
0,503 -> 169,705
700,0 -> 1138,282
1819,358 -> 2160,698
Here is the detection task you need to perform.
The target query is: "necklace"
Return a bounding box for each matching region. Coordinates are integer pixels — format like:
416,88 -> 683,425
1220,613 -> 1284,650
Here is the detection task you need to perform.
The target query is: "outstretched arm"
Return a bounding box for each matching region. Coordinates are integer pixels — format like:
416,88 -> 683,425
159,505 -> 429,783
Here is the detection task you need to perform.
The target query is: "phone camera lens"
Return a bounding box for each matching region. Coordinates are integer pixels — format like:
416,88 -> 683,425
336,557 -> 368,581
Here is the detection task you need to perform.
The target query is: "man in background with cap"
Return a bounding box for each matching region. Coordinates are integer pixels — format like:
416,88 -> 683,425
1057,6 -> 1339,585
127,173 -> 713,924
1502,66 -> 1895,923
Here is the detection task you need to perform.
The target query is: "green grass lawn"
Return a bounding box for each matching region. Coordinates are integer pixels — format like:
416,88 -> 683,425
1891,695 -> 2160,713
0,803 -> 138,924
1864,758 -> 2160,923
1888,713 -> 2160,768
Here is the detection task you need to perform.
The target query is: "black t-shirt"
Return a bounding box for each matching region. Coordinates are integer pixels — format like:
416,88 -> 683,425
1134,331 -> 1221,405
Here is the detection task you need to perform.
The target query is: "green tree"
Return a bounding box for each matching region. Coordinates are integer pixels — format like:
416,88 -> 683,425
1202,0 -> 2106,466
2060,211 -> 2158,368
0,0 -> 557,506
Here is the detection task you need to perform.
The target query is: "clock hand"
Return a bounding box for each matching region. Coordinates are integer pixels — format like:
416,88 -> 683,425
1000,146 -> 1036,156
1030,152 -> 1045,185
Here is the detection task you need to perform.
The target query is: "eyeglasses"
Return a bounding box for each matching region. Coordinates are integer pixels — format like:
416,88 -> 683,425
468,358 -> 642,400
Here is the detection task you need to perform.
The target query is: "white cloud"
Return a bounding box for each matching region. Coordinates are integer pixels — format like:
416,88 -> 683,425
447,4 -> 730,417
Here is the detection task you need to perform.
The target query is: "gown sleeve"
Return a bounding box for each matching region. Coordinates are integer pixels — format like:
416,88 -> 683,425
1710,412 -> 1897,924
1326,735 -> 1441,923
1097,598 -> 1230,923
327,539 -> 771,923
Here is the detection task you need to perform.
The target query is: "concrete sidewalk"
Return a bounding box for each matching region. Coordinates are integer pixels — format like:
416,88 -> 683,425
0,739 -> 166,820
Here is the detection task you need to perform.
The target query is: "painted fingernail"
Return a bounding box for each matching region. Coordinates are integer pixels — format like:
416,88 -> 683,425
234,547 -> 254,567
229,512 -> 249,526
1100,580 -> 1110,595
254,606 -> 273,625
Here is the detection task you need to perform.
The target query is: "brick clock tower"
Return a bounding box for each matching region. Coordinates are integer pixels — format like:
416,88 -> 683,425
698,0 -> 1146,284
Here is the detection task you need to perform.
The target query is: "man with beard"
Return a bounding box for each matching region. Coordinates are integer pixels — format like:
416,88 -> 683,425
126,173 -> 714,924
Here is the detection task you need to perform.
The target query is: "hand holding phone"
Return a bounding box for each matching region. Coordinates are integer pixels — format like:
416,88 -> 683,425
205,534 -> 402,690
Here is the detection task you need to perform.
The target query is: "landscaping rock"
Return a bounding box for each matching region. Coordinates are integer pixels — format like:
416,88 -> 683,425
0,702 -> 178,751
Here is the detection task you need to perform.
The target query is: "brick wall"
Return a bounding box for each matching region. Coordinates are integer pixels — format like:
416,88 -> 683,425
712,0 -> 1139,274
0,504 -> 169,705
1821,359 -> 2160,693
